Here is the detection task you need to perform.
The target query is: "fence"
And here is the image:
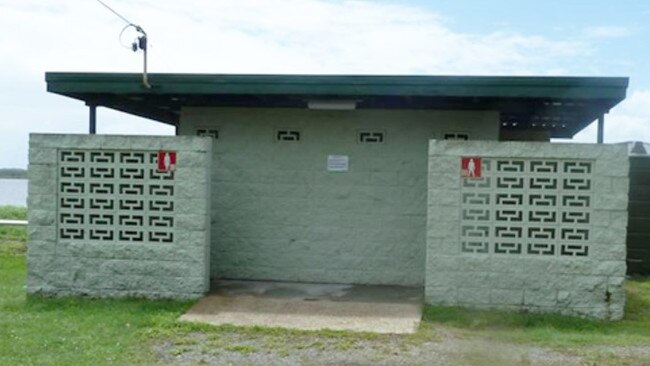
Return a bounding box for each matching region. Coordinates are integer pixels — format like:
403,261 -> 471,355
0,219 -> 27,226
627,144 -> 650,275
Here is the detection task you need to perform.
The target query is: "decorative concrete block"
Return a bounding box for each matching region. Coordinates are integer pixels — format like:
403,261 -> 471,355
175,153 -> 210,168
594,193 -> 629,210
595,261 -> 627,276
524,289 -> 557,307
458,287 -> 491,305
27,195 -> 57,212
491,289 -> 524,305
425,141 -> 628,319
27,209 -> 56,226
427,238 -> 459,256
28,164 -> 56,184
425,286 -> 457,305
98,136 -> 134,150
28,147 -> 58,165
26,134 -> 212,300
592,226 -> 627,244
591,243 -> 627,261
594,177 -> 613,192
487,272 -> 525,289
609,210 -> 628,228
428,189 -> 460,207
27,225 -> 56,242
595,158 -> 629,177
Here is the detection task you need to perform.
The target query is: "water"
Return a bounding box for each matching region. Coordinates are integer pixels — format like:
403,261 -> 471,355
0,179 -> 27,207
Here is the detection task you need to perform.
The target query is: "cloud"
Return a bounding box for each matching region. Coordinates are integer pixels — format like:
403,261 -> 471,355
573,89 -> 650,143
0,0 -> 590,76
583,26 -> 634,39
172,2 -> 581,75
0,0 -> 643,167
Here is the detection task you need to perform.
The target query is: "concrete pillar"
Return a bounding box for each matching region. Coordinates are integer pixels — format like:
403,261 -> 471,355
597,115 -> 604,144
88,104 -> 97,135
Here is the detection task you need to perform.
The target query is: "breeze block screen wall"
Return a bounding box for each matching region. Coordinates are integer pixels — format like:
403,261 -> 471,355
426,141 -> 629,319
27,134 -> 212,299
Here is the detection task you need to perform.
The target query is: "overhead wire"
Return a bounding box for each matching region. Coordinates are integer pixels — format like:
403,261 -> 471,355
119,24 -> 136,50
95,0 -> 134,26
93,0 -> 152,88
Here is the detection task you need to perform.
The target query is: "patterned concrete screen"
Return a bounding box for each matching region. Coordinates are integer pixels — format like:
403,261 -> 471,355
426,141 -> 629,319
27,134 -> 212,299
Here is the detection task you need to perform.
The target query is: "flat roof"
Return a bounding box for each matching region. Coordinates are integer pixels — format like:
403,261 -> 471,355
46,72 -> 629,138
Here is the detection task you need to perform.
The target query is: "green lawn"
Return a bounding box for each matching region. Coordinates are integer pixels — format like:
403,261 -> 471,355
423,280 -> 650,347
0,206 -> 27,246
1,205 -> 650,365
0,221 -> 194,365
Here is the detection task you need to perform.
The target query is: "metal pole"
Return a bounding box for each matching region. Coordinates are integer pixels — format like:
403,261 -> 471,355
89,104 -> 97,135
142,44 -> 151,89
597,115 -> 604,144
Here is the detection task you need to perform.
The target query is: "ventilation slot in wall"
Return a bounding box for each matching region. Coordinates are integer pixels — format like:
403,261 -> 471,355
443,132 -> 469,140
197,129 -> 219,139
276,129 -> 301,142
359,131 -> 385,143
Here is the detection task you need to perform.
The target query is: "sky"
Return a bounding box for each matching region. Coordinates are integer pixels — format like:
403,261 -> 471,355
0,0 -> 649,168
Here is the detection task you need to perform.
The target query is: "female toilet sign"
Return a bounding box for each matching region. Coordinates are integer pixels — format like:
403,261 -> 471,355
461,157 -> 481,178
157,151 -> 177,172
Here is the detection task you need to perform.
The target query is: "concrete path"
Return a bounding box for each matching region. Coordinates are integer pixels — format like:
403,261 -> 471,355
179,280 -> 423,334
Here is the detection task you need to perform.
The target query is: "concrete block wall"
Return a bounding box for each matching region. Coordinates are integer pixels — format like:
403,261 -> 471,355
426,141 -> 628,319
27,134 -> 212,299
180,107 -> 500,286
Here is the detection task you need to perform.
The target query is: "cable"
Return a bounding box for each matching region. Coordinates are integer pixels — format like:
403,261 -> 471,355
119,24 -> 135,49
94,0 -> 152,89
95,0 -> 133,26
95,0 -> 147,48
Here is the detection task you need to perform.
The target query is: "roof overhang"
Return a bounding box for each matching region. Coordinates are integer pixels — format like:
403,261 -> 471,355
45,72 -> 629,138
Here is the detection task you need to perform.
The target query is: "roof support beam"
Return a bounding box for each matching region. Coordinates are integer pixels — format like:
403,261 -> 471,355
88,103 -> 97,135
597,114 -> 604,144
81,95 -> 179,126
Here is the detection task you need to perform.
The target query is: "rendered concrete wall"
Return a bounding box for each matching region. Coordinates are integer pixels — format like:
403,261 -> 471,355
180,107 -> 499,285
426,141 -> 628,319
27,134 -> 212,299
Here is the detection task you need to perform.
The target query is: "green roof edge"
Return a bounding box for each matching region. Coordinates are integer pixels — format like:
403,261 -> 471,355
46,72 -> 629,100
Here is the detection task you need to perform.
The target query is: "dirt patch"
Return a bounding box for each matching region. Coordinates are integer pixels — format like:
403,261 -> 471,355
150,326 -> 627,366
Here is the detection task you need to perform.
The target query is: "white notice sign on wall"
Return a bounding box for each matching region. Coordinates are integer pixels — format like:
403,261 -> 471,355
327,155 -> 349,172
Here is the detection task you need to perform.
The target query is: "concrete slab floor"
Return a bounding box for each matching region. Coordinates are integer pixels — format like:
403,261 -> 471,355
179,280 -> 423,334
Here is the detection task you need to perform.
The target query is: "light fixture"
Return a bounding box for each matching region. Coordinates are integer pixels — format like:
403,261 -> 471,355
307,100 -> 357,110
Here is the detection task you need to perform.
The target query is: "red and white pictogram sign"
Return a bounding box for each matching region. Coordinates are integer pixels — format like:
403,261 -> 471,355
157,151 -> 177,172
461,157 -> 481,178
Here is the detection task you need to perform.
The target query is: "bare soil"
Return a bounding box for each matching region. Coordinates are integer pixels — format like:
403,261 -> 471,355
152,326 -> 650,366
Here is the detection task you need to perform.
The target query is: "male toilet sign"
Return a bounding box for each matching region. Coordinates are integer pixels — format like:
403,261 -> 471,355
157,151 -> 177,172
461,157 -> 481,178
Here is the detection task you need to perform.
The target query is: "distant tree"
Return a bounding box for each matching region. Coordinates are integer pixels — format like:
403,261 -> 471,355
0,168 -> 27,179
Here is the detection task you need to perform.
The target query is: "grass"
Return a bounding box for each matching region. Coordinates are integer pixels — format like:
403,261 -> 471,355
0,205 -> 27,246
423,282 -> 650,347
0,206 -> 192,364
0,250 -> 194,365
1,205 -> 650,364
0,205 -> 27,220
